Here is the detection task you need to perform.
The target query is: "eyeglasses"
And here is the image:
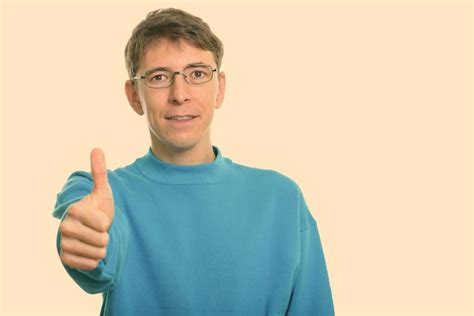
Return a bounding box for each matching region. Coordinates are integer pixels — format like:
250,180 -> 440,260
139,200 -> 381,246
132,64 -> 218,89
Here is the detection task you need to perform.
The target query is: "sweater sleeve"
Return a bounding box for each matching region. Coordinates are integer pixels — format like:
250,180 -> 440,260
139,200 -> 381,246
286,188 -> 335,315
52,171 -> 130,294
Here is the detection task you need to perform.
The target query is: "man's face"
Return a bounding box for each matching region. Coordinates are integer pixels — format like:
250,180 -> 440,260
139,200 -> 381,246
126,39 -> 225,156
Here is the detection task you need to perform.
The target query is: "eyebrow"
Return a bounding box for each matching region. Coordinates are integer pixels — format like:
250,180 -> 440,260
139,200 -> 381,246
145,62 -> 210,73
186,62 -> 208,67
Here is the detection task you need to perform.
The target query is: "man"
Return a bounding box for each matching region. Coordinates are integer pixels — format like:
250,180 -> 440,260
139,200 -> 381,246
53,8 -> 334,316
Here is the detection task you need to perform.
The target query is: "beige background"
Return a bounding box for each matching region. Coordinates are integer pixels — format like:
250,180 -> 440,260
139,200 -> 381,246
1,0 -> 472,315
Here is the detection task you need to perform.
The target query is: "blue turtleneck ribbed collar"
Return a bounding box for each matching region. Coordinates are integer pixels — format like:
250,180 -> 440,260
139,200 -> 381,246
135,145 -> 232,184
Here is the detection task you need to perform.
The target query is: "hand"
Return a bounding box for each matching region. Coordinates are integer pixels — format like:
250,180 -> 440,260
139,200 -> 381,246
59,148 -> 115,270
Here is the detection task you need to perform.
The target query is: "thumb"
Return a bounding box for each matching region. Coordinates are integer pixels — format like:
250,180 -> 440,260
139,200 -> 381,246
90,147 -> 112,198
89,148 -> 114,229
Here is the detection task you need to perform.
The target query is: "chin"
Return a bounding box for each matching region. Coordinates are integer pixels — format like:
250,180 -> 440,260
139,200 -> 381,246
153,128 -> 209,153
165,139 -> 200,152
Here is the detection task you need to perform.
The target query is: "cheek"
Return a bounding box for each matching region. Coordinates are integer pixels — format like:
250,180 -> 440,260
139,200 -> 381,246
199,86 -> 219,108
142,94 -> 167,117
141,105 -> 162,130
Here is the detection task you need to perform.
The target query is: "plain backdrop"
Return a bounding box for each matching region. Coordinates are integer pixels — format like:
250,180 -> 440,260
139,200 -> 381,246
1,0 -> 472,315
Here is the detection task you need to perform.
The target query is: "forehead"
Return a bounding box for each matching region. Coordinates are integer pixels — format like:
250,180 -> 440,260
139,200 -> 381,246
140,39 -> 215,71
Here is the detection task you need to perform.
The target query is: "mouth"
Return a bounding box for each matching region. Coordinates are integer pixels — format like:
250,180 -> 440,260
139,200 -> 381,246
165,115 -> 198,123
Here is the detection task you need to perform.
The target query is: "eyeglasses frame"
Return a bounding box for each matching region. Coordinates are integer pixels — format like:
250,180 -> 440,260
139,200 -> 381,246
132,64 -> 218,89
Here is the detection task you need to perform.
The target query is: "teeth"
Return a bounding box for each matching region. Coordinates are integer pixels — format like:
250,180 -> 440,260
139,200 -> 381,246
171,116 -> 193,121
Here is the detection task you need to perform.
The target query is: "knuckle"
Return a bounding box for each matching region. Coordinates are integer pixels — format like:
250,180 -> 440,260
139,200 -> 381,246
59,221 -> 66,232
60,238 -> 70,251
66,203 -> 79,217
99,247 -> 107,259
60,252 -> 71,265
97,215 -> 110,232
100,233 -> 109,247
98,222 -> 108,233
86,260 -> 99,270
59,221 -> 72,236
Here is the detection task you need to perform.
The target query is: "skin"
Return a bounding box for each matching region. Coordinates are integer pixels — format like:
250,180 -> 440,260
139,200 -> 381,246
60,148 -> 113,270
60,39 -> 226,270
125,38 -> 226,165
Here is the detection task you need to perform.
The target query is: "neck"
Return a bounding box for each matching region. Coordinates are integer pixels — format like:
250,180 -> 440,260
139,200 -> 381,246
150,138 -> 215,165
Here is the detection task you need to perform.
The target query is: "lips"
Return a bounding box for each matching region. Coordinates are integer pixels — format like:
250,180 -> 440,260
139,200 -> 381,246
165,115 -> 198,121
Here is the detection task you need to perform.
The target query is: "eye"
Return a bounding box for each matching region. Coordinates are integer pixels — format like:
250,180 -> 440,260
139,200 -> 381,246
151,74 -> 167,81
147,71 -> 170,82
186,66 -> 212,79
191,70 -> 205,78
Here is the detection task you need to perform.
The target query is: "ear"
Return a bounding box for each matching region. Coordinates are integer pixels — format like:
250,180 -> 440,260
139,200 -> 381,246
125,80 -> 144,115
214,71 -> 226,109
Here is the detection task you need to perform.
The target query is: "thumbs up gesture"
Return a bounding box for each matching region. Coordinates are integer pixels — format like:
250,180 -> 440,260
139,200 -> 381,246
59,148 -> 115,270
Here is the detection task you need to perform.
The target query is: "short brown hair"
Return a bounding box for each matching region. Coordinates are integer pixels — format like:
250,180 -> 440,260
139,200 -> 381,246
124,8 -> 224,79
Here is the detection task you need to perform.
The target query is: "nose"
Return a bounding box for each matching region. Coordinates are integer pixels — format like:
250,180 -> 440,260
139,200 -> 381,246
168,72 -> 191,105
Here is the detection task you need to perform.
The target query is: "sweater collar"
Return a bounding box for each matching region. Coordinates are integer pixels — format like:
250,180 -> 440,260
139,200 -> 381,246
136,145 -> 230,184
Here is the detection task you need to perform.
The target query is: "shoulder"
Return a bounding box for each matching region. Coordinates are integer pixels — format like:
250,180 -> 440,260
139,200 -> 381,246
229,161 -> 315,229
229,160 -> 302,195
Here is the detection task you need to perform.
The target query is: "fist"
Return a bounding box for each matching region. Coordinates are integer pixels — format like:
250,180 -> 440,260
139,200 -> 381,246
59,148 -> 115,270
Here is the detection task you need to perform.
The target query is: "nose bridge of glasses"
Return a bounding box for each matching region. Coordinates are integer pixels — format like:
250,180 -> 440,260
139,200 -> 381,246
171,70 -> 190,84
169,70 -> 191,90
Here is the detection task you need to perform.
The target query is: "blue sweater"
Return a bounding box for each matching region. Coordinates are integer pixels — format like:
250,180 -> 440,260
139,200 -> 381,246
53,146 -> 334,315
